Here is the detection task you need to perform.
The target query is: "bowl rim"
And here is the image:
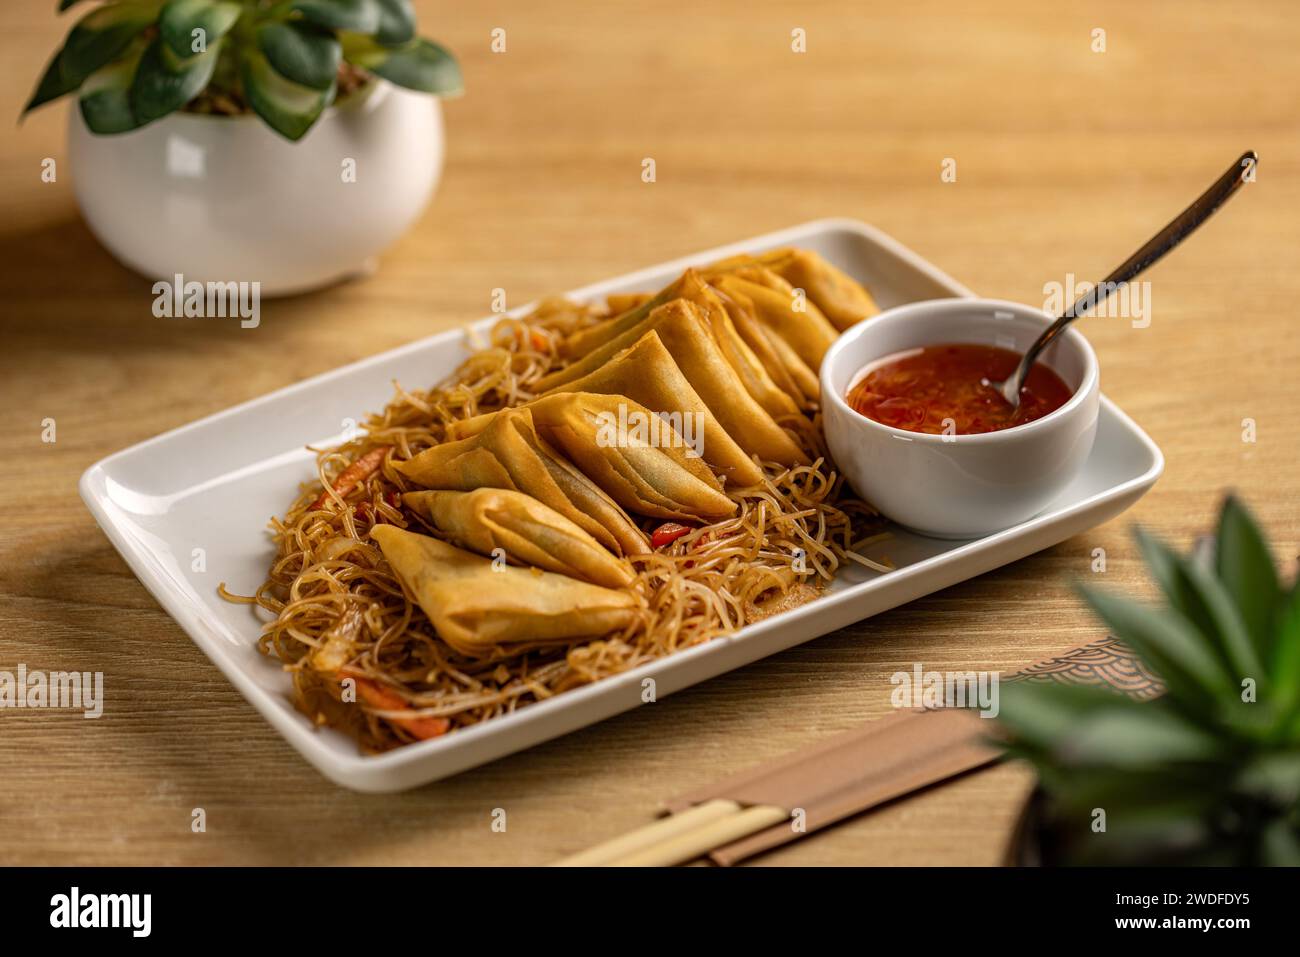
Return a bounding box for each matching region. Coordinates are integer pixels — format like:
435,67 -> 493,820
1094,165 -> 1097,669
820,297 -> 1100,446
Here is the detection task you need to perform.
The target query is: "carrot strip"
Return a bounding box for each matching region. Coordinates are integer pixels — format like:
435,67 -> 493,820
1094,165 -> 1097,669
311,445 -> 392,510
346,672 -> 450,740
518,326 -> 549,352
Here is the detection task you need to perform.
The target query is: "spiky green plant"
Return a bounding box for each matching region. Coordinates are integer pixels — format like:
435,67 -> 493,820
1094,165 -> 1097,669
997,496 -> 1300,865
23,0 -> 461,140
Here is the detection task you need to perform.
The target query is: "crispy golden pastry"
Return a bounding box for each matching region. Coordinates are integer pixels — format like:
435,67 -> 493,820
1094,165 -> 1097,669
753,317 -> 821,402
708,248 -> 879,332
605,292 -> 655,314
712,269 -> 839,371
404,489 -> 635,589
448,332 -> 766,490
532,300 -> 657,392
397,408 -> 648,556
672,272 -> 800,418
559,271 -> 797,420
562,273 -> 688,358
527,392 -> 737,521
371,526 -> 639,657
548,334 -> 767,488
537,300 -> 809,467
710,280 -> 820,403
765,248 -> 879,331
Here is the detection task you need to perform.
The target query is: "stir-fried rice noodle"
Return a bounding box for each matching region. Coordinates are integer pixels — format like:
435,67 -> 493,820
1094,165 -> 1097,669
222,296 -> 888,751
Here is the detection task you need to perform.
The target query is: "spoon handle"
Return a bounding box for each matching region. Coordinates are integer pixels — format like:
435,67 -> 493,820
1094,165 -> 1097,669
1010,149 -> 1257,392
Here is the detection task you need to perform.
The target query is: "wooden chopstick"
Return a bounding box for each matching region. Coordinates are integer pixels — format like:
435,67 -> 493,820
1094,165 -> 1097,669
610,804 -> 789,866
551,799 -> 789,867
552,799 -> 740,866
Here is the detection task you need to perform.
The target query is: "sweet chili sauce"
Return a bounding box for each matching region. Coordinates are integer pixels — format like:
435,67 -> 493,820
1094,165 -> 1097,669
846,343 -> 1074,435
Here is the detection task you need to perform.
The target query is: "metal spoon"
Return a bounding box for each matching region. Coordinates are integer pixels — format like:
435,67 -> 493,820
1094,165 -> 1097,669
992,149 -> 1257,410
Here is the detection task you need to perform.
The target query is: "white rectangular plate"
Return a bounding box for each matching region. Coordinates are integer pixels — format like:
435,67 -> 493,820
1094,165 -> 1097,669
81,219 -> 1163,792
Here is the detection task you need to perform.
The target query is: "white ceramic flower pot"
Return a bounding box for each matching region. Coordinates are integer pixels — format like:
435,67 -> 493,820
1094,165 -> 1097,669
68,80 -> 443,296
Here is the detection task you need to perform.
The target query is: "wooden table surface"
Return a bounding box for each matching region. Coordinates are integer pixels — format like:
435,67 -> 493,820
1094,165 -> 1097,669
1,0 -> 1296,866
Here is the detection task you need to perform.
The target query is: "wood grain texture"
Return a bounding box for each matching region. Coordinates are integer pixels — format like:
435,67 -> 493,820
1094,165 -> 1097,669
0,0 -> 1296,866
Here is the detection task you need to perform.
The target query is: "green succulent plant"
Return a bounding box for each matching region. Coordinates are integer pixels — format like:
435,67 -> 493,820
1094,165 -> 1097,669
997,496 -> 1300,866
23,0 -> 462,140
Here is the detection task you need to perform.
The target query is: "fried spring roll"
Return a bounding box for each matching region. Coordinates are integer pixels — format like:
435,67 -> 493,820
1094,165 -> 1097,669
712,270 -> 839,371
527,392 -> 737,522
371,526 -> 639,657
558,272 -> 796,419
710,280 -> 819,403
448,333 -> 767,489
538,301 -> 809,466
397,408 -> 649,556
764,248 -> 880,331
404,489 -> 635,589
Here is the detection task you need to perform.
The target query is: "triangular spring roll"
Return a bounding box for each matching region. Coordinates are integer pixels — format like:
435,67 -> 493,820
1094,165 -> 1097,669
709,280 -> 820,404
546,333 -> 766,489
371,526 -> 639,657
712,269 -> 839,372
762,248 -> 880,331
708,248 -> 880,332
672,271 -> 800,418
746,320 -> 821,404
527,392 -> 737,521
537,300 -> 809,467
448,332 -> 766,489
558,271 -> 797,421
397,408 -> 649,557
562,273 -> 689,358
404,489 -> 635,589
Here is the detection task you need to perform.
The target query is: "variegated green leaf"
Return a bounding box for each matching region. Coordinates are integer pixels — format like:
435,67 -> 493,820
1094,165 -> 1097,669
23,50 -> 80,115
78,37 -> 148,133
292,0 -> 379,34
129,35 -> 221,125
257,20 -> 340,91
373,0 -> 415,45
241,46 -> 335,141
60,1 -> 159,87
159,0 -> 241,60
343,35 -> 461,95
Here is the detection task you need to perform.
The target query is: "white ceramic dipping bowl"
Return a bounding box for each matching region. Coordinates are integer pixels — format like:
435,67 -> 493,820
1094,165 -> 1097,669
820,298 -> 1100,539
